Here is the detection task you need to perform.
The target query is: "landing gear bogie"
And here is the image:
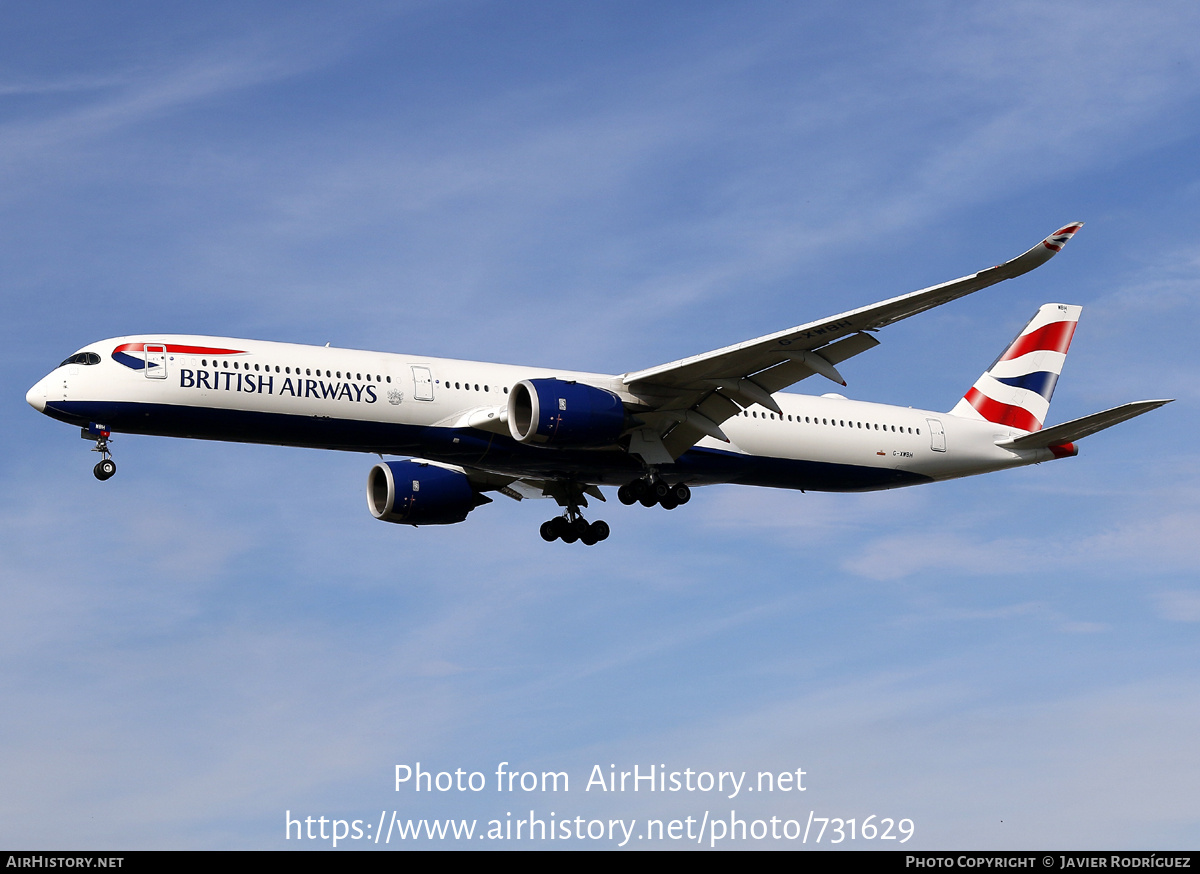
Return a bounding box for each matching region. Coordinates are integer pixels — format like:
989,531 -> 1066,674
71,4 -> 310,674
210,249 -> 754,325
618,476 -> 691,510
540,509 -> 609,546
539,477 -> 690,544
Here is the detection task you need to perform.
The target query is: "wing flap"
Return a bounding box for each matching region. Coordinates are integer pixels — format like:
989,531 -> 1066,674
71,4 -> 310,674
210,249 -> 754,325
748,331 -> 881,394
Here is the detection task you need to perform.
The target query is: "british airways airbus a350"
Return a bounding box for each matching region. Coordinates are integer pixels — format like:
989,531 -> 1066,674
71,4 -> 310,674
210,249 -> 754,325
26,223 -> 1169,544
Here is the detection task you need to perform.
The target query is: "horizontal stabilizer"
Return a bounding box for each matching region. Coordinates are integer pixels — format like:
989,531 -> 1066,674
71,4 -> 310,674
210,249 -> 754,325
996,399 -> 1172,450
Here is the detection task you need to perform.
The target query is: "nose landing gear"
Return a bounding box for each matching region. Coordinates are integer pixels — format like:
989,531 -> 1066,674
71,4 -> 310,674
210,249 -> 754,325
83,425 -> 116,481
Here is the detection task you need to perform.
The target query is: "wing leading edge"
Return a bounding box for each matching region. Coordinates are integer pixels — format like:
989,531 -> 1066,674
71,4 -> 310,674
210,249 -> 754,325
620,223 -> 1085,461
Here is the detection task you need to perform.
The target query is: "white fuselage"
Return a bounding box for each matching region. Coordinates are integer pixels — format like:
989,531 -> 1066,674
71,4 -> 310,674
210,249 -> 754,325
27,334 -> 1059,492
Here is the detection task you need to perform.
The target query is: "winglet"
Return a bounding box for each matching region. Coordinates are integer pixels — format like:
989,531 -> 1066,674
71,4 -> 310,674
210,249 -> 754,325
992,222 -> 1084,282
1041,222 -> 1084,253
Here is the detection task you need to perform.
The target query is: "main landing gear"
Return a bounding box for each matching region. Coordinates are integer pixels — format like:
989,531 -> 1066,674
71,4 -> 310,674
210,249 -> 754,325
83,425 -> 116,481
537,476 -> 691,543
540,510 -> 610,545
617,476 -> 690,510
539,482 -> 611,545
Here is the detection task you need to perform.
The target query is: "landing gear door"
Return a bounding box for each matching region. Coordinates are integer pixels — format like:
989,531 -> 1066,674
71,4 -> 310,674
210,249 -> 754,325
412,366 -> 434,401
145,344 -> 167,379
926,417 -> 946,452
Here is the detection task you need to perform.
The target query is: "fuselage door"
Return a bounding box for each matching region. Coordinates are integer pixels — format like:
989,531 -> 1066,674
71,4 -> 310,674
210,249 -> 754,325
145,344 -> 167,379
412,366 -> 434,401
926,417 -> 946,452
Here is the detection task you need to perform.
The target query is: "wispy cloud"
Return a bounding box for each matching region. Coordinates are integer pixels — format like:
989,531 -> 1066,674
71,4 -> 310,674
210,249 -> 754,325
842,507 -> 1200,582
1154,590 -> 1200,622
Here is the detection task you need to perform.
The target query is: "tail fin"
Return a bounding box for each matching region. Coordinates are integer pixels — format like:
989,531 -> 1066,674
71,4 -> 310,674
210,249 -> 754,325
950,303 -> 1082,432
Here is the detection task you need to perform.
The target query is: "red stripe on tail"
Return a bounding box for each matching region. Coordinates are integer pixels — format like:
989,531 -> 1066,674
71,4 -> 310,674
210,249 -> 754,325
999,320 -> 1077,362
964,387 -> 1043,431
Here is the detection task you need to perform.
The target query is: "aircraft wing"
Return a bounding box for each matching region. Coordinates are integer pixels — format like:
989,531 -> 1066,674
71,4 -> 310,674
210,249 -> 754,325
620,223 -> 1085,462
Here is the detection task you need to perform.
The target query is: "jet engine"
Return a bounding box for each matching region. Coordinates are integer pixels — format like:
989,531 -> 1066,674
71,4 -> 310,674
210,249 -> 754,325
367,460 -> 491,525
507,378 -> 627,447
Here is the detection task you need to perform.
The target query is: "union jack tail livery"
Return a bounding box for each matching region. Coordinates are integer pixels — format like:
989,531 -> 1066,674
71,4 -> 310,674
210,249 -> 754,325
950,303 -> 1082,432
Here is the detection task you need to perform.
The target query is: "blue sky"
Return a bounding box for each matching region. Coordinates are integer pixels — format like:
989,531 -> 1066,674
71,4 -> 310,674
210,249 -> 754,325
4,0 -> 1199,849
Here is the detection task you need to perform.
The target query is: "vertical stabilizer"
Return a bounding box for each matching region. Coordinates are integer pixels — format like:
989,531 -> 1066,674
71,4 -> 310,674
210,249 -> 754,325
950,303 -> 1082,432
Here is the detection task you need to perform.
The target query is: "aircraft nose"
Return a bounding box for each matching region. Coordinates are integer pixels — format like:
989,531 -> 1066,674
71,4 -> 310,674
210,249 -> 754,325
26,379 -> 46,413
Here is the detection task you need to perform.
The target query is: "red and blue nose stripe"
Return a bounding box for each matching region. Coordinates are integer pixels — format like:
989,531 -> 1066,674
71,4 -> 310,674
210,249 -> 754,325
111,342 -> 245,370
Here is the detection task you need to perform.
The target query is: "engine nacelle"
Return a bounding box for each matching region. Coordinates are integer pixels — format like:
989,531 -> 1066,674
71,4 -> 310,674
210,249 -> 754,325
507,378 -> 626,447
367,461 -> 490,526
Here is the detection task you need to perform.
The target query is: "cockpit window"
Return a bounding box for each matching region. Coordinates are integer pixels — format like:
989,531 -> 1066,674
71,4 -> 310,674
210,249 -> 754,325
59,352 -> 101,367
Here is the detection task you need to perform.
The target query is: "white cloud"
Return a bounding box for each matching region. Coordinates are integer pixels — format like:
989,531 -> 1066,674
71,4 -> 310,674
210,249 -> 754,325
843,507 -> 1200,583
1154,590 -> 1200,623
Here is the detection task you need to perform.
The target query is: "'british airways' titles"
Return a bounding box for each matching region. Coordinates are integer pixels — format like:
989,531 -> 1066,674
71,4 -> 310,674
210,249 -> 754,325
179,370 -> 378,403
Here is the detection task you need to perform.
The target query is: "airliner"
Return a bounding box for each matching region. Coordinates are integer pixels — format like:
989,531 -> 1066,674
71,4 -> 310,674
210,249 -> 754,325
26,223 -> 1169,544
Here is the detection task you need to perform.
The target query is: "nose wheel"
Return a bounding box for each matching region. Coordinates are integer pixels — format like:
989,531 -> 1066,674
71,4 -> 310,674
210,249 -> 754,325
83,425 -> 116,480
